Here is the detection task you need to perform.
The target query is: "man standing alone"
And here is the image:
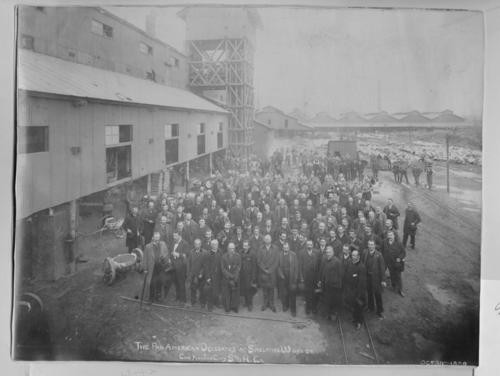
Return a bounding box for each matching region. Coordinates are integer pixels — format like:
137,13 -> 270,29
403,202 -> 421,249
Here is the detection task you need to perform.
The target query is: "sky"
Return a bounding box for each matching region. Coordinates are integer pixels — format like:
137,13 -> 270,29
107,6 -> 484,120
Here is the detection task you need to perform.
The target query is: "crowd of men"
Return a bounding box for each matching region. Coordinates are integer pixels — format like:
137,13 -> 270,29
122,149 -> 421,329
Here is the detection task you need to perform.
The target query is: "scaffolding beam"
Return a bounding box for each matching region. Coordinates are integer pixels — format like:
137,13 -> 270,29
187,38 -> 255,159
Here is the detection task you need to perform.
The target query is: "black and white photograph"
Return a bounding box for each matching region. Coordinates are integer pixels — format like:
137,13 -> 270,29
13,4 -> 482,365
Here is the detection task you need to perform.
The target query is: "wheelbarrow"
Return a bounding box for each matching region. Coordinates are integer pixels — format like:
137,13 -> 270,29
100,217 -> 125,238
102,248 -> 144,285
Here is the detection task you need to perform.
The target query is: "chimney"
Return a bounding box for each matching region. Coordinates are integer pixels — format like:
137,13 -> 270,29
145,10 -> 156,37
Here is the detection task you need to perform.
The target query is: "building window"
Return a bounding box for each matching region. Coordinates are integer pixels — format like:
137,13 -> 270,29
166,56 -> 180,67
140,42 -> 153,55
199,123 -> 205,134
164,124 -> 179,165
18,126 -> 49,154
164,124 -> 179,139
284,119 -> 289,128
197,134 -> 206,155
20,34 -> 34,50
91,19 -> 113,38
105,125 -> 132,145
217,132 -> 223,149
106,146 -> 131,183
217,122 -> 223,148
165,139 -> 179,165
145,69 -> 156,82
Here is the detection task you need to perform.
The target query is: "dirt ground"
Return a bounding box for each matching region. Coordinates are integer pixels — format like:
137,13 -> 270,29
14,135 -> 481,365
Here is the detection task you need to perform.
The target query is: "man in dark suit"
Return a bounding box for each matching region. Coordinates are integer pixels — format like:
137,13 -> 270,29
143,232 -> 169,303
155,215 -> 173,245
187,238 -> 206,307
344,249 -> 367,329
257,234 -> 279,312
171,232 -> 189,303
299,240 -> 321,314
183,212 -> 199,246
239,239 -> 257,311
277,243 -> 300,316
383,231 -> 406,297
221,242 -> 242,313
319,246 -> 343,321
403,202 -> 421,249
141,201 -> 157,245
123,206 -> 142,253
202,239 -> 222,311
363,240 -> 386,319
383,199 -> 400,230
229,199 -> 245,227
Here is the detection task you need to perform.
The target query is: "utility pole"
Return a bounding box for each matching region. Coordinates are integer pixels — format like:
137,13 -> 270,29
446,133 -> 450,194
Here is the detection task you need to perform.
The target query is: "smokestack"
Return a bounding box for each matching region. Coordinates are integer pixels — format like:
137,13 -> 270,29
145,10 -> 156,37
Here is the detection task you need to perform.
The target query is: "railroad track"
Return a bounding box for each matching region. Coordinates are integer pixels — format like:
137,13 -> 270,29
380,173 -> 481,236
336,314 -> 379,364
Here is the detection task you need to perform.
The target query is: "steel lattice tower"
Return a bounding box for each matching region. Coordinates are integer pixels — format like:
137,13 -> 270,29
179,7 -> 260,159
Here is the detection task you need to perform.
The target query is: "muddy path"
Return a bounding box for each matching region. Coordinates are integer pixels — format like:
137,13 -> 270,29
14,160 -> 480,365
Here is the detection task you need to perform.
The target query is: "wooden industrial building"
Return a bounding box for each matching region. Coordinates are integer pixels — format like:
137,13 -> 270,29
255,106 -> 314,137
253,119 -> 275,158
15,7 -> 229,282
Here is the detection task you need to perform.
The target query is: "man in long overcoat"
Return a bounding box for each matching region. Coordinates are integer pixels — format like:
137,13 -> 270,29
362,240 -> 386,319
123,206 -> 142,253
257,234 -> 279,312
143,232 -> 169,303
239,239 -> 257,311
277,243 -> 300,316
187,238 -> 206,306
299,240 -> 321,314
319,246 -> 343,320
203,239 -> 222,311
344,249 -> 367,329
383,231 -> 406,297
221,242 -> 242,313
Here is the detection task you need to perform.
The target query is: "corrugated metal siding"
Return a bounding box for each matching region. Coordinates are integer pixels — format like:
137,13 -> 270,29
18,50 -> 228,114
16,94 -> 228,219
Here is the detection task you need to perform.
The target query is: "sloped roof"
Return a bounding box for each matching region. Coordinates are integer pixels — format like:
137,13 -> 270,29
259,105 -> 287,116
255,106 -> 313,130
338,111 -> 367,123
18,50 -> 228,114
367,111 -> 398,122
310,112 -> 337,123
433,111 -> 465,122
288,108 -> 310,122
401,111 -> 431,122
254,119 -> 273,130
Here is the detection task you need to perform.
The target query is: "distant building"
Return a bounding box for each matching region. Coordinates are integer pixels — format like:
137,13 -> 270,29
288,108 -> 310,123
253,120 -> 275,158
309,112 -> 337,124
307,109 -> 467,131
255,106 -> 313,137
338,111 -> 367,123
